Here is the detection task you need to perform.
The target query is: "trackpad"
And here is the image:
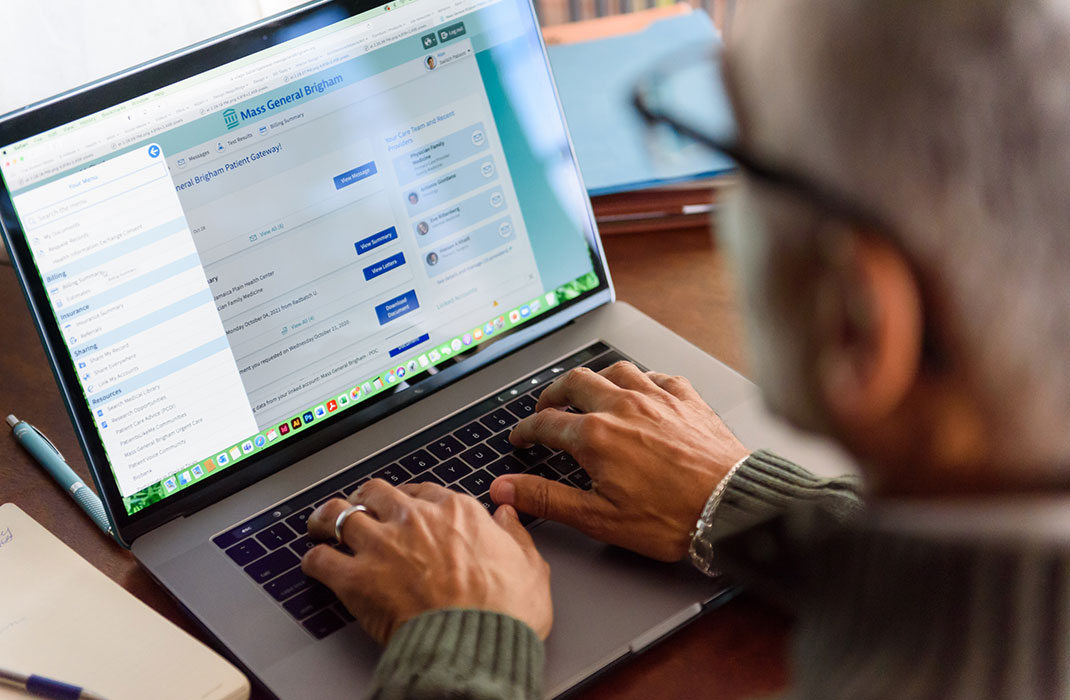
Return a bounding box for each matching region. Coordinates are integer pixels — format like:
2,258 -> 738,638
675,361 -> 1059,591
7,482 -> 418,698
532,520 -> 729,697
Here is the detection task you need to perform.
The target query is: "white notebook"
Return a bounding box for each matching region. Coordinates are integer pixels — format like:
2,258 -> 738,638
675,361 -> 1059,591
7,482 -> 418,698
0,503 -> 249,700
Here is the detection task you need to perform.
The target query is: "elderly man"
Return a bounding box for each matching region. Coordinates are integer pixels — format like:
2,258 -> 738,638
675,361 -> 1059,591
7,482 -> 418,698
302,0 -> 1070,697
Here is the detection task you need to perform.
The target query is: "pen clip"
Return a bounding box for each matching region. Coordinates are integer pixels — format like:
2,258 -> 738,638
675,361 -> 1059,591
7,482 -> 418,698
30,425 -> 65,463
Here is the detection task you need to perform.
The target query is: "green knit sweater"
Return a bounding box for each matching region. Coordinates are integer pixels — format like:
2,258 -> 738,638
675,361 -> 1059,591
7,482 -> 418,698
366,450 -> 1070,699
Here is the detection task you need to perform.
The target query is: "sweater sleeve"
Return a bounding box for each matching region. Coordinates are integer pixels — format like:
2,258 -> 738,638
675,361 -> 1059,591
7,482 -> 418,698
368,608 -> 544,700
708,449 -> 865,541
698,449 -> 865,605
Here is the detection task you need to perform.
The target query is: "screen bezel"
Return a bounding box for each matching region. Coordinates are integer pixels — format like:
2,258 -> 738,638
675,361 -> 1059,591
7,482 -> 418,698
0,0 -> 614,546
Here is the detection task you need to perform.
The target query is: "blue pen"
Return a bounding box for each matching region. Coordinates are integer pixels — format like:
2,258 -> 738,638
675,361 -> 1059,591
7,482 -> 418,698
6,415 -> 113,538
0,666 -> 107,700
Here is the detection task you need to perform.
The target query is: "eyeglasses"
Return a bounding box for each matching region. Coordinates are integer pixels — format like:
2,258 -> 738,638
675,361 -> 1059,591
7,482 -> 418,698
631,44 -> 952,369
630,43 -> 894,235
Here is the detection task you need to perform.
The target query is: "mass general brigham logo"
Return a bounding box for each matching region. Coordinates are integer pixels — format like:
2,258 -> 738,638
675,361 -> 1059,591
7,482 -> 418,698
223,108 -> 239,130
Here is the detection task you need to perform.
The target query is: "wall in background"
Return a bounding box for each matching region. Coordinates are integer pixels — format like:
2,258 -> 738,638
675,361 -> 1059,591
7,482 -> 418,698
0,0 -> 306,115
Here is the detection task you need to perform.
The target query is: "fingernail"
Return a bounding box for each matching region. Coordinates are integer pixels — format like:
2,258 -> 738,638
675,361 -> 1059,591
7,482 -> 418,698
495,479 -> 515,505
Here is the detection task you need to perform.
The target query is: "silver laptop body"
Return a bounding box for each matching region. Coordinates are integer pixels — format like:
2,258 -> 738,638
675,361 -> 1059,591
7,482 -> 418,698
0,0 -> 852,696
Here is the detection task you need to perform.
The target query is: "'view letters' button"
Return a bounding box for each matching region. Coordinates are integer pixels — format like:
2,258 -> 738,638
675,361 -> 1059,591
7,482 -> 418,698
363,252 -> 406,281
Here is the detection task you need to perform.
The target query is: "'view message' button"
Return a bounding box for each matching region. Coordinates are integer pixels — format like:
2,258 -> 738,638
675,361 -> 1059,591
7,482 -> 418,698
375,290 -> 420,325
363,251 -> 407,281
333,161 -> 378,189
355,226 -> 398,255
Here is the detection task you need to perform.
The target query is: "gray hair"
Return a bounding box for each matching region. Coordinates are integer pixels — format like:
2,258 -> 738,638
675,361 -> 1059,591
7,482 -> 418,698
736,0 -> 1070,457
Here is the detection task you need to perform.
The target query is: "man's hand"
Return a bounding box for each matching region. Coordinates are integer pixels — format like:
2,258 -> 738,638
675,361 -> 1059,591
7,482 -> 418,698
491,361 -> 749,562
302,480 -> 552,645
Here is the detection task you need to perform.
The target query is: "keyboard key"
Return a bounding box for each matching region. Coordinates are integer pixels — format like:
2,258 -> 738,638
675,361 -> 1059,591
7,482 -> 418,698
399,449 -> 437,473
506,395 -> 538,419
264,568 -> 312,601
476,493 -> 497,513
486,431 -> 515,455
285,508 -> 313,534
530,384 -> 548,400
519,513 -> 537,528
333,603 -> 356,623
481,409 -> 519,432
214,505 -> 293,549
244,549 -> 300,584
547,452 -> 580,475
427,435 -> 464,460
432,458 -> 472,483
283,585 -> 336,620
459,469 -> 494,496
256,523 -> 297,550
224,538 -> 266,567
371,464 -> 410,486
459,445 -> 497,469
514,444 -> 551,466
314,492 -> 345,508
486,455 -> 525,477
567,469 -> 593,490
408,471 -> 445,486
455,422 -> 492,446
303,609 -> 346,639
525,464 -> 559,482
290,535 -> 317,557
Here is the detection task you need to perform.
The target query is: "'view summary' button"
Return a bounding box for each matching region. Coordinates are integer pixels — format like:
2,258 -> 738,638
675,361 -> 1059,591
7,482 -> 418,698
363,251 -> 406,281
333,161 -> 378,189
375,290 -> 420,325
355,226 -> 397,255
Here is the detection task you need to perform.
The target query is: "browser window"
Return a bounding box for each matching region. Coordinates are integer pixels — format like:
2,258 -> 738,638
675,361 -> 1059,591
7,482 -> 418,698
1,0 -> 599,516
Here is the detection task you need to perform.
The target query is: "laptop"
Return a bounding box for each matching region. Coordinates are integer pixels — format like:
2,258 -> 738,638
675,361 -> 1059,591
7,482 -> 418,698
0,0 -> 853,696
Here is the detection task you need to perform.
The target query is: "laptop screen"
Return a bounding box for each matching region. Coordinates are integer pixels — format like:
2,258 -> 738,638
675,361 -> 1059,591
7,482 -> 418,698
0,0 -> 606,522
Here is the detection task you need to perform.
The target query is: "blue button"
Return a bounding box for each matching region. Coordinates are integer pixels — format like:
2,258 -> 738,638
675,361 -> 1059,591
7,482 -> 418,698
355,226 -> 398,255
389,333 -> 430,357
363,252 -> 406,281
147,144 -> 161,158
333,161 -> 378,189
375,290 -> 420,325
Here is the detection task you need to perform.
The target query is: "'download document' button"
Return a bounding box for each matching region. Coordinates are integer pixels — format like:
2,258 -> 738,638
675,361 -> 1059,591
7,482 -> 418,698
375,290 -> 420,325
334,161 -> 378,189
355,226 -> 398,255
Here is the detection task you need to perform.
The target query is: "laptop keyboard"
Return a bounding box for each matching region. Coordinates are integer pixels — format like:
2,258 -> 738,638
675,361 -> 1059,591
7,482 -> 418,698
212,342 -> 636,639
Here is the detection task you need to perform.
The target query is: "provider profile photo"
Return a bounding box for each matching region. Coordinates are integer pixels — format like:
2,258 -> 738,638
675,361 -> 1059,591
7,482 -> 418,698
426,252 -> 439,266
425,55 -> 437,70
417,221 -> 430,236
408,191 -> 419,205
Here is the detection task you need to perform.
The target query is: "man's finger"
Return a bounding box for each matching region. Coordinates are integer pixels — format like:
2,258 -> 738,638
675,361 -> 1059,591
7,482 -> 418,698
353,478 -> 411,521
493,503 -> 537,550
307,497 -> 380,550
301,543 -> 357,591
509,407 -> 583,450
646,371 -> 703,402
397,481 -> 451,503
490,474 -> 607,535
599,361 -> 662,394
535,367 -> 623,413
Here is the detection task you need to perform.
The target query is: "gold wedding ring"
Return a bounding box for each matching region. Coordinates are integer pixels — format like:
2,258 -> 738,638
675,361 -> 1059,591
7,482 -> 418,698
334,504 -> 369,544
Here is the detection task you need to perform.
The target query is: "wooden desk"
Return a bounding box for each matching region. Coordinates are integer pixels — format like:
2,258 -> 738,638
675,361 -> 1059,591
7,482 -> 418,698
0,228 -> 789,699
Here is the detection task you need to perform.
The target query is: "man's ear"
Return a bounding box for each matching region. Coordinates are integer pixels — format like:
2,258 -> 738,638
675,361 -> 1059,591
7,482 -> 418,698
813,224 -> 925,428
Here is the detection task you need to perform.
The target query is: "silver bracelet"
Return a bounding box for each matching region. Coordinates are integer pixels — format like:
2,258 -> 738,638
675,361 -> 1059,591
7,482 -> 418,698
688,454 -> 749,576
